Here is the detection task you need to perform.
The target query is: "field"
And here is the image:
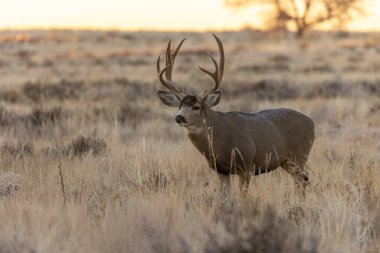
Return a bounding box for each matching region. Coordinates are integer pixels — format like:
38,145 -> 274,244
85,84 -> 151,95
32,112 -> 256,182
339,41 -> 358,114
0,29 -> 380,252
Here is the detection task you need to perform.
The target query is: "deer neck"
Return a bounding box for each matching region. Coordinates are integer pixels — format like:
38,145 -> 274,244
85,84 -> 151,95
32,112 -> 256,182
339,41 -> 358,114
186,108 -> 216,135
186,109 -> 217,158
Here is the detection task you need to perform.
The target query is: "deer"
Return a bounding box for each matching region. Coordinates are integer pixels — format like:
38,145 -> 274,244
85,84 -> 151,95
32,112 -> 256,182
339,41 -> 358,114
156,34 -> 315,197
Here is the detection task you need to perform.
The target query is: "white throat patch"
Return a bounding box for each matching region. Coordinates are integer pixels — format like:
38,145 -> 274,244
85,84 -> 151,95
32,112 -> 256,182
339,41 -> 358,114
185,125 -> 203,135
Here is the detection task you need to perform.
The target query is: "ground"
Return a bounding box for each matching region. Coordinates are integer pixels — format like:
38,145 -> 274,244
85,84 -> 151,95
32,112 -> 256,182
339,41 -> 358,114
0,30 -> 380,252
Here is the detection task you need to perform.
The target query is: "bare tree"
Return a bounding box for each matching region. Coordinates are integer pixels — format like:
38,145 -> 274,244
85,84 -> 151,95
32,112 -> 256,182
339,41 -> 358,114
225,0 -> 366,37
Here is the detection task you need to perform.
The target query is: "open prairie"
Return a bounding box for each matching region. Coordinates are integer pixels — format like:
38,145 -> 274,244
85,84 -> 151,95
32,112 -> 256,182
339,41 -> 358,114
0,30 -> 380,252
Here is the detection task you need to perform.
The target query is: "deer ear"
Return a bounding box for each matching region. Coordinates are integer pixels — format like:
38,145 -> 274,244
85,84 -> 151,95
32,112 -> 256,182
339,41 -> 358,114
205,91 -> 221,107
157,90 -> 180,107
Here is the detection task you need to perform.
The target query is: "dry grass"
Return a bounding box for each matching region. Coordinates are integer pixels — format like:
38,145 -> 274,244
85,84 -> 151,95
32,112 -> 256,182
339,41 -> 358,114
0,30 -> 380,252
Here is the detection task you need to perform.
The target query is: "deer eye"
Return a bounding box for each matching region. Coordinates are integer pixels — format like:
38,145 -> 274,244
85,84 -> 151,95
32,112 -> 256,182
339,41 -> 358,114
192,106 -> 200,111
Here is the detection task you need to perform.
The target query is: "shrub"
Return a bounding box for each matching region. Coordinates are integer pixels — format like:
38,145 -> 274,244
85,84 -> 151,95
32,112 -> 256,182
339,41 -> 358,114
0,90 -> 21,103
117,103 -> 151,126
306,80 -> 349,99
207,207 -> 318,253
30,107 -> 65,126
66,135 -> 107,157
0,142 -> 34,158
23,79 -> 82,102
226,79 -> 299,101
0,172 -> 22,197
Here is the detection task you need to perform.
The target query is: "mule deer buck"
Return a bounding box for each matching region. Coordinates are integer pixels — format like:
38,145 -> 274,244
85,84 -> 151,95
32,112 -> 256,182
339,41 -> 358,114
157,34 -> 315,197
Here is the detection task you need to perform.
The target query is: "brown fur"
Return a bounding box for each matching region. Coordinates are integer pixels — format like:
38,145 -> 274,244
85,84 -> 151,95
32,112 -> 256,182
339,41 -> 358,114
187,107 -> 315,195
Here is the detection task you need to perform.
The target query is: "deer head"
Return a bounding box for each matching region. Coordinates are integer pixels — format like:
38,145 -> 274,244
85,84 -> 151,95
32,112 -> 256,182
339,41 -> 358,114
157,34 -> 224,130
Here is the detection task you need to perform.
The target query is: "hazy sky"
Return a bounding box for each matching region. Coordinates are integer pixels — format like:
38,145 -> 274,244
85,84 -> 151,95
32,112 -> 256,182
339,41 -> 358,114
1,0 -> 379,31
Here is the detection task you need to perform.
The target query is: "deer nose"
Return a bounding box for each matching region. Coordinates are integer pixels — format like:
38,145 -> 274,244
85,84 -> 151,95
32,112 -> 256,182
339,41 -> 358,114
175,115 -> 186,124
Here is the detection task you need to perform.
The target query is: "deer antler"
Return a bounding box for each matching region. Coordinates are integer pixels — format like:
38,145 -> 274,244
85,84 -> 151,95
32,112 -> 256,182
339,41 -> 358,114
199,34 -> 225,100
157,39 -> 186,99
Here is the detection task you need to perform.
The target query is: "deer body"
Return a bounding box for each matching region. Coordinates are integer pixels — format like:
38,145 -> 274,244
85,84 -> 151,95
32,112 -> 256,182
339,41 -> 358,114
188,108 -> 314,177
156,34 -> 315,196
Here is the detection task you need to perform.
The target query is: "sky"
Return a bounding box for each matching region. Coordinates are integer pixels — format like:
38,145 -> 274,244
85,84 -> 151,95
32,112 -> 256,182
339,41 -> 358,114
0,0 -> 379,31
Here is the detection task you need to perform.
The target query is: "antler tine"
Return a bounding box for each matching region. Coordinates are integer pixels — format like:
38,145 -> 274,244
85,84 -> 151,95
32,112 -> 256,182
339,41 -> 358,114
156,55 -> 161,74
157,39 -> 186,98
165,39 -> 186,81
199,52 -> 219,89
165,40 -> 173,81
214,33 -> 225,81
199,34 -> 225,100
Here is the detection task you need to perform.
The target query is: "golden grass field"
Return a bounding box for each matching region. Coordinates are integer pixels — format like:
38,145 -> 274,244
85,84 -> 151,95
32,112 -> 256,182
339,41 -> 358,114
0,30 -> 380,252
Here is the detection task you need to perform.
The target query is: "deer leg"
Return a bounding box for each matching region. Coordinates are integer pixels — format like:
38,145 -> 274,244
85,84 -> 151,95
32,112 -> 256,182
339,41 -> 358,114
238,171 -> 251,198
281,160 -> 310,193
218,174 -> 231,199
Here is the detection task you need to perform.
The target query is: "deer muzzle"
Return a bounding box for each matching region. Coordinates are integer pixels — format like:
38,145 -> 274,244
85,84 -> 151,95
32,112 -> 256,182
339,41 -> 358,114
175,115 -> 186,125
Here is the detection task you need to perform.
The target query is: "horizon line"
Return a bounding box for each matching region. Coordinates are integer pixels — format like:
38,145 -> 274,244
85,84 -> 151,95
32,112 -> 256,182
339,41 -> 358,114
0,25 -> 379,33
